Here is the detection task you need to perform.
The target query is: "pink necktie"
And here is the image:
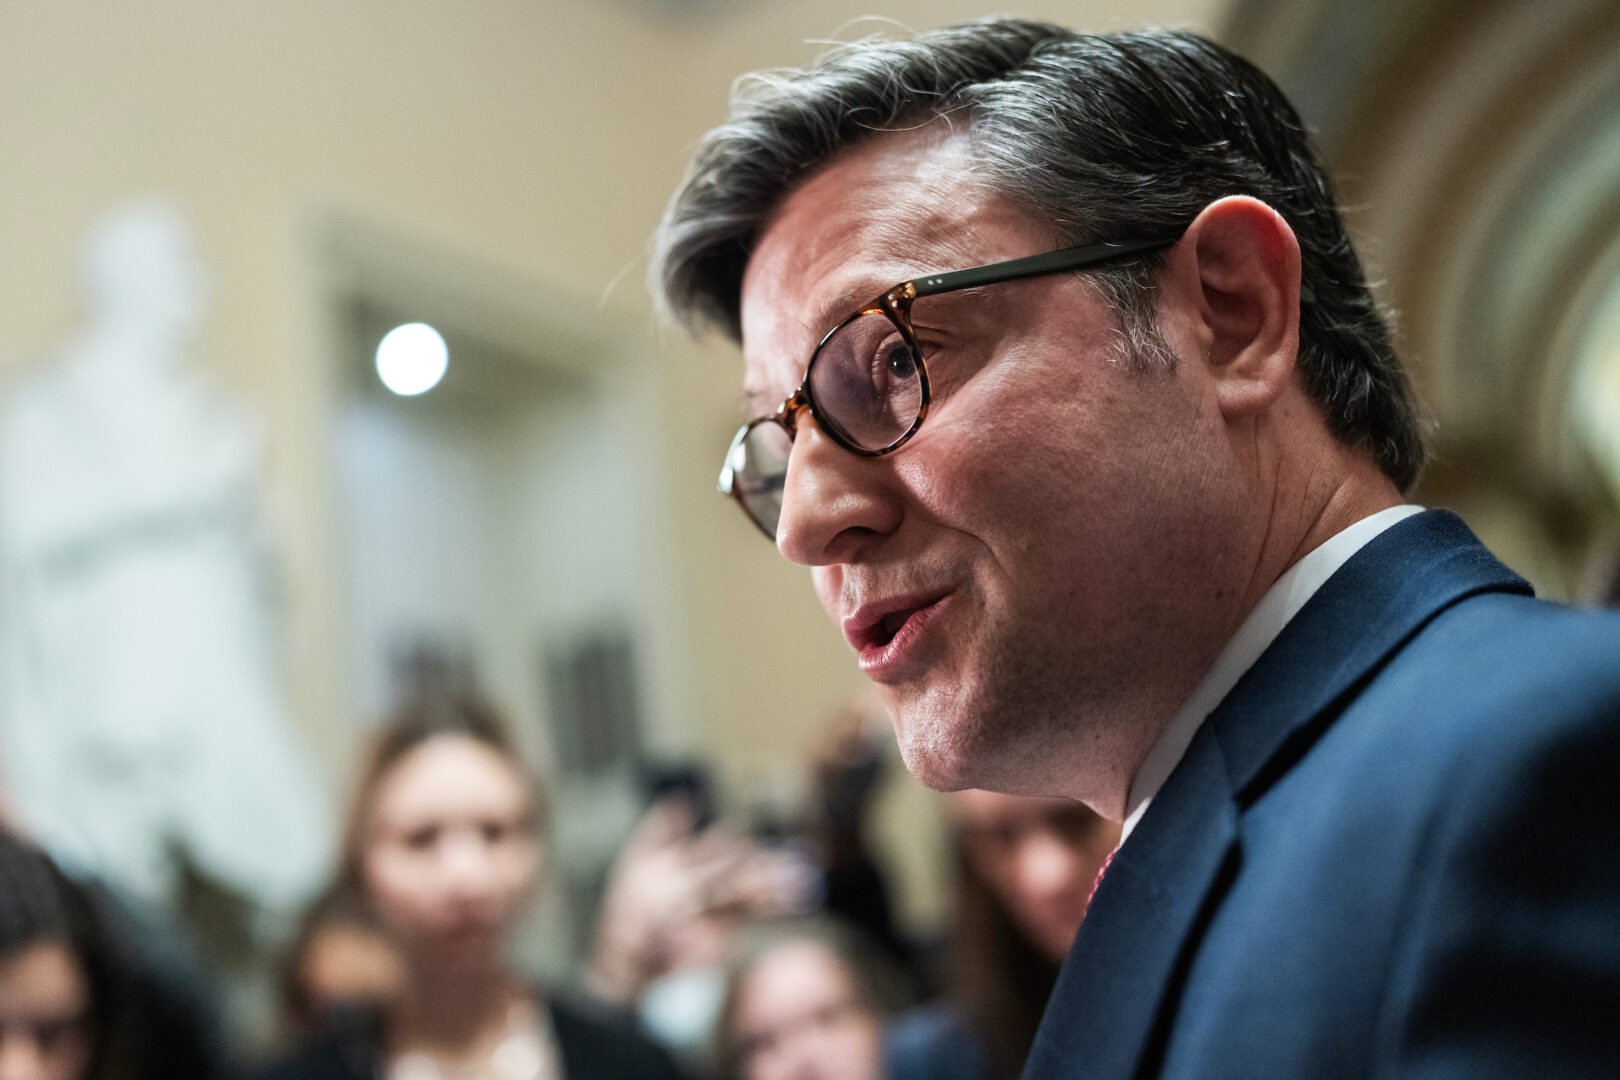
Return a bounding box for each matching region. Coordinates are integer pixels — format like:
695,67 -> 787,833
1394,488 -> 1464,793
1085,846 -> 1119,912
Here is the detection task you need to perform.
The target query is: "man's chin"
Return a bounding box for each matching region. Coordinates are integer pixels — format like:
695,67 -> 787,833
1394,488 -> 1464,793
893,720 -> 983,792
891,689 -> 1077,797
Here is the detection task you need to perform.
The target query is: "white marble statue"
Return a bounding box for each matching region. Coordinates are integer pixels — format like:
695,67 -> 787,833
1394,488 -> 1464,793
0,198 -> 328,915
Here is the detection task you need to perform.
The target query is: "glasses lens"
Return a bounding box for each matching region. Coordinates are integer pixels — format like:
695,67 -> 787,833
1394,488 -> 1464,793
725,420 -> 792,538
807,311 -> 923,451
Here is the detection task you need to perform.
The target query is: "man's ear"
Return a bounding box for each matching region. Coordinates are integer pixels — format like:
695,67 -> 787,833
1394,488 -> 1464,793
1168,196 -> 1303,419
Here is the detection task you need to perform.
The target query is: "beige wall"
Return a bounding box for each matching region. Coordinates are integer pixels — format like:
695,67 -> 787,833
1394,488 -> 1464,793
0,0 -> 1226,927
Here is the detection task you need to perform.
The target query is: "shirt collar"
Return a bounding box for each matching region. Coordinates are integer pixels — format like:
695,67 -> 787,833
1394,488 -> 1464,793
1117,504 -> 1425,846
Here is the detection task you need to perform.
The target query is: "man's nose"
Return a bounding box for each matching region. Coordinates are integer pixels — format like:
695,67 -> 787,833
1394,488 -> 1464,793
774,416 -> 901,565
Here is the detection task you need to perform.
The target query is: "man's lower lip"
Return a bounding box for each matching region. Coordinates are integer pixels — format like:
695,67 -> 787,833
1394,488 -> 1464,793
857,595 -> 948,677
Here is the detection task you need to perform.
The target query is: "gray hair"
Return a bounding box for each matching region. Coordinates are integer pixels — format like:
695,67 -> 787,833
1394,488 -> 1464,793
652,19 -> 1427,491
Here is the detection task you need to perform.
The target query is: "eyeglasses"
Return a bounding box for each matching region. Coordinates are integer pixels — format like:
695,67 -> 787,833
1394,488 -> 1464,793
718,235 -> 1179,539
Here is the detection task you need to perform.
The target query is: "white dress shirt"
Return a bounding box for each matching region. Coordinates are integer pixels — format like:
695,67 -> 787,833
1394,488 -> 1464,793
1117,504 -> 1425,846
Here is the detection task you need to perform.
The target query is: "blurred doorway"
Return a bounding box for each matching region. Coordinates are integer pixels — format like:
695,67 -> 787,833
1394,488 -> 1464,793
315,214 -> 665,973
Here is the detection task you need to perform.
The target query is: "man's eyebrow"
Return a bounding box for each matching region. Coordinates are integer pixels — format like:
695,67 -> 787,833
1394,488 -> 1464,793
736,283 -> 883,419
804,284 -> 879,341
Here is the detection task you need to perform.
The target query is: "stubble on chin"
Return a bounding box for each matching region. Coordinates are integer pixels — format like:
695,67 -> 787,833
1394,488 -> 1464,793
886,677 -> 1038,794
891,711 -> 967,792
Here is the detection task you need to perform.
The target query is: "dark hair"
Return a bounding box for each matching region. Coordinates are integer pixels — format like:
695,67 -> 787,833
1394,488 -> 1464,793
942,839 -> 1061,1080
716,917 -> 906,1080
334,691 -> 546,905
0,832 -> 132,1080
653,20 -> 1426,490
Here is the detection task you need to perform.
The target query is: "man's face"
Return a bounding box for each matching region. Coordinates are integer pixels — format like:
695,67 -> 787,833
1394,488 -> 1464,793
738,127 -> 1251,804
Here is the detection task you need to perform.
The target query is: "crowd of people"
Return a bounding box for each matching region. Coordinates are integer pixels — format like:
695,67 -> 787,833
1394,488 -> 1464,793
0,683 -> 1114,1080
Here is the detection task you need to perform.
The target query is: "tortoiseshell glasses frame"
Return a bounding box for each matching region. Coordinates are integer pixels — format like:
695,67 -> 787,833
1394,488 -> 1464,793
718,235 -> 1181,540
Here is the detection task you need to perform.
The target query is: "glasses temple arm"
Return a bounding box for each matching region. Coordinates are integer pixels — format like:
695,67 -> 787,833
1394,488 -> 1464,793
909,236 -> 1177,297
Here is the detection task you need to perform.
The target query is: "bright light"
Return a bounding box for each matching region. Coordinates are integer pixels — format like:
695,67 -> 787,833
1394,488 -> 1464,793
375,322 -> 448,396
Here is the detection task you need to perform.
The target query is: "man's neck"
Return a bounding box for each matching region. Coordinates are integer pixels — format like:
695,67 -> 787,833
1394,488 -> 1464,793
1241,451 -> 1404,619
1115,498 -> 1423,835
1089,453 -> 1404,821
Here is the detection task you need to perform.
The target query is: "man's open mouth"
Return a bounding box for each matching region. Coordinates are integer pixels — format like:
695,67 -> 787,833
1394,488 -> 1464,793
843,593 -> 946,656
874,609 -> 914,647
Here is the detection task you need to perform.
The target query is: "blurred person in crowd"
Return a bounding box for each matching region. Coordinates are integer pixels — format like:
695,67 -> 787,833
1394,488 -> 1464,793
256,693 -> 680,1080
717,919 -> 899,1080
0,831 -> 228,1080
0,832 -> 125,1080
889,793 -> 1119,1080
277,890 -> 403,1042
587,777 -> 814,1066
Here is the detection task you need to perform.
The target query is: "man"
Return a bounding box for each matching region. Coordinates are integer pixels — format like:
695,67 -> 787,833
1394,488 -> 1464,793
653,20 -> 1620,1077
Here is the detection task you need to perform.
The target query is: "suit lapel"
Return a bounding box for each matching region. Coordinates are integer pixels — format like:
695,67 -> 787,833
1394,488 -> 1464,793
1021,511 -> 1531,1080
1209,509 -> 1531,805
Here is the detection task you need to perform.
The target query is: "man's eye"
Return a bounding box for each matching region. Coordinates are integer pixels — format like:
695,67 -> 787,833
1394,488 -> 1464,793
866,338 -> 917,385
883,342 -> 918,378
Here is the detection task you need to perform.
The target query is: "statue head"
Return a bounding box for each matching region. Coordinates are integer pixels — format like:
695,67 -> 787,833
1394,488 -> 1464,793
81,197 -> 207,348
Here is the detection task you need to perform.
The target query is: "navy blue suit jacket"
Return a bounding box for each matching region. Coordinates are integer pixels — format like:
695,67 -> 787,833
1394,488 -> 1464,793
1024,510 -> 1620,1078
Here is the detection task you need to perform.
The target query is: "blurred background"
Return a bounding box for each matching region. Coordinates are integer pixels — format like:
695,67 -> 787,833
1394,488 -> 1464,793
1,0 -> 1617,1058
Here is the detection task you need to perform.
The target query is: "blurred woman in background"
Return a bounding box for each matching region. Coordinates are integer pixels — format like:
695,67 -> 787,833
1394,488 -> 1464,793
887,791 -> 1120,1080
717,919 -> 898,1080
0,833 -> 129,1080
258,692 -> 679,1080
